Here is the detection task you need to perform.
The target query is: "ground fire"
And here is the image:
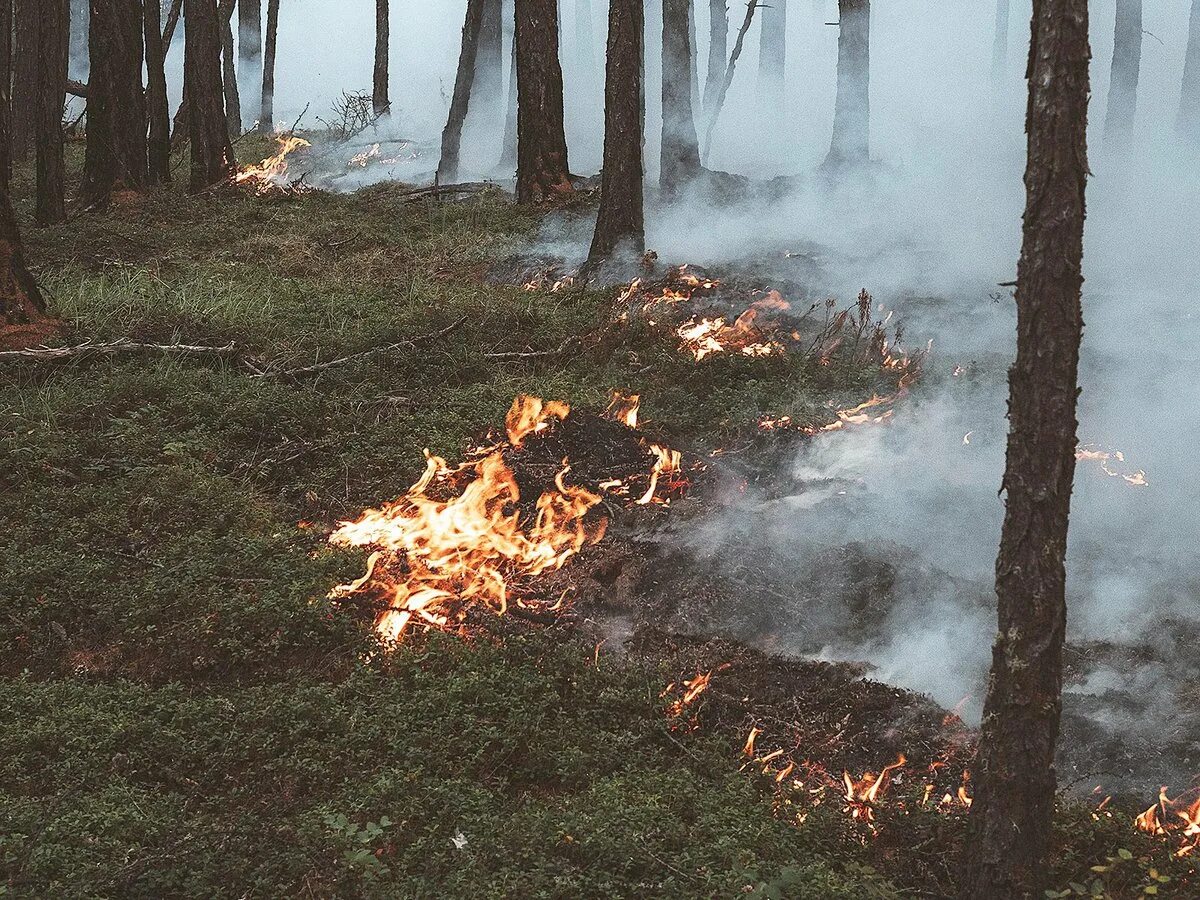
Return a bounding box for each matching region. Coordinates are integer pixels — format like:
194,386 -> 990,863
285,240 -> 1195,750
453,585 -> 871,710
234,135 -> 312,195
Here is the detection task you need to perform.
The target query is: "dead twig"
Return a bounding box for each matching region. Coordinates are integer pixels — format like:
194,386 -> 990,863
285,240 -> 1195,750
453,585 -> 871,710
481,335 -> 581,361
0,339 -> 239,364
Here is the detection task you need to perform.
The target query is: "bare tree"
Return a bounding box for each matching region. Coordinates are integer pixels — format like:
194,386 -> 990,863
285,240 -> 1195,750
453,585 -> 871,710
757,0 -> 785,111
476,0 -> 505,118
958,0 -> 1090,896
439,0 -> 488,185
826,0 -> 870,168
145,0 -> 172,183
82,0 -> 148,210
992,0 -> 1010,86
259,0 -> 280,132
238,0 -> 262,104
585,0 -> 644,274
218,0 -> 242,134
704,0 -> 728,112
11,0 -> 36,162
702,0 -> 759,159
374,0 -> 390,117
662,0 -> 701,199
0,0 -> 13,190
1181,0 -> 1200,141
515,0 -> 572,203
185,0 -> 236,192
35,0 -> 70,226
1103,0 -> 1142,150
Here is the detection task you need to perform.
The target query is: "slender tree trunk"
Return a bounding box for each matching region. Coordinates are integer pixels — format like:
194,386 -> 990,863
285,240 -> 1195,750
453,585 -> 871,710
585,0 -> 644,273
1103,0 -> 1141,150
500,29 -> 518,170
992,0 -> 1010,85
826,0 -> 870,168
476,0 -> 504,119
958,1 -> 1090,898
35,0 -> 69,226
145,0 -> 172,183
164,0 -> 183,45
702,0 -> 758,159
1181,0 -> 1200,141
439,0 -> 488,185
374,0 -> 390,117
704,0 -> 727,112
515,0 -> 572,203
757,0 -> 785,111
662,0 -> 701,198
238,0 -> 262,107
185,0 -> 236,192
0,0 -> 12,191
687,0 -> 700,109
218,0 -> 241,134
259,0 -> 279,133
11,0 -> 37,162
0,187 -> 47,328
81,0 -> 148,210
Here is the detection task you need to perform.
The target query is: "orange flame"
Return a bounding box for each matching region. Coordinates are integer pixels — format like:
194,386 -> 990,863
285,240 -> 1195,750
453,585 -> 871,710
235,135 -> 312,194
605,390 -> 641,429
506,395 -> 570,447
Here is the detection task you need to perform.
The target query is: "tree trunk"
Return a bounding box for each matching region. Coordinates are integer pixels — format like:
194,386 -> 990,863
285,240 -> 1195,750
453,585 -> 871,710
164,0 -> 183,45
661,0 -> 701,199
0,0 -> 12,191
259,0 -> 279,133
701,0 -> 758,159
476,0 -> 504,119
0,187 -> 47,328
704,0 -> 727,112
81,0 -> 148,210
757,0 -> 785,111
992,0 -> 1010,85
185,0 -> 236,192
687,0 -> 700,110
11,0 -> 37,162
218,0 -> 242,134
958,1 -> 1090,898
1103,0 -> 1141,150
35,0 -> 70,226
238,0 -> 262,105
826,0 -> 870,168
585,0 -> 644,273
145,0 -> 172,183
439,0 -> 488,185
515,0 -> 572,203
374,0 -> 390,117
1181,0 -> 1200,141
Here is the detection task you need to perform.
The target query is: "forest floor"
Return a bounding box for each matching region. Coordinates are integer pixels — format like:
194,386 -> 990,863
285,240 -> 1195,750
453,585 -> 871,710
0,142 -> 1190,898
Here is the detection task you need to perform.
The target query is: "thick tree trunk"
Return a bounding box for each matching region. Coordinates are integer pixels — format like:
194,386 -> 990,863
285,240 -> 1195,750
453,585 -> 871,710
439,0 -> 488,185
704,0 -> 727,112
0,187 -> 47,328
218,0 -> 242,134
238,0 -> 262,104
992,0 -> 1010,85
661,0 -> 701,199
145,0 -> 172,183
374,0 -> 390,117
0,0 -> 12,191
476,0 -> 505,119
35,0 -> 70,226
185,0 -> 236,192
826,0 -> 870,168
11,0 -> 37,162
1103,0 -> 1141,149
757,0 -> 785,110
81,0 -> 148,210
515,0 -> 572,203
1181,0 -> 1200,141
958,1 -> 1090,898
585,0 -> 644,272
259,0 -> 279,133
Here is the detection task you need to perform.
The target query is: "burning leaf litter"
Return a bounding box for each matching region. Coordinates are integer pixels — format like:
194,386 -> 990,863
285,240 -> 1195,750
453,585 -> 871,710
235,135 -> 313,196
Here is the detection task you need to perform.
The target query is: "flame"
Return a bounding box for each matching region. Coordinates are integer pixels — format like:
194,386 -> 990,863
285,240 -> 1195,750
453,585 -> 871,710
675,303 -> 786,361
605,390 -> 641,429
350,143 -> 381,167
505,395 -> 570,447
235,135 -> 312,194
743,726 -> 762,757
1075,443 -> 1149,487
1136,786 -> 1200,857
636,444 -> 682,506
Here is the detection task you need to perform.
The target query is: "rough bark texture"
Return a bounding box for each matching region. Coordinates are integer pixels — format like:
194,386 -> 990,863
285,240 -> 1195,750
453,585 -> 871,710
259,0 -> 279,132
185,0 -> 236,192
704,0 -> 727,112
0,187 -> 47,327
11,0 -> 37,162
35,0 -> 70,226
958,1 -> 1090,897
238,0 -> 262,99
757,0 -> 785,110
992,0 -> 1010,85
81,0 -> 148,210
476,0 -> 505,118
585,0 -> 644,272
1181,0 -> 1200,141
439,0 -> 488,185
374,0 -> 390,116
661,0 -> 701,199
218,0 -> 242,134
515,0 -> 572,203
0,0 -> 12,190
145,0 -> 172,183
164,0 -> 183,44
1103,0 -> 1141,150
826,0 -> 870,167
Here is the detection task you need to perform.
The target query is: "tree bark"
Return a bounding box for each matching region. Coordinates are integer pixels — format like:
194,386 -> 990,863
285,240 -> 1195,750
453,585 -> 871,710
374,0 -> 390,117
826,0 -> 870,168
259,0 -> 279,133
515,0 -> 572,203
0,187 -> 47,328
35,0 -> 70,226
476,0 -> 505,119
0,0 -> 12,191
704,0 -> 727,113
1103,0 -> 1141,150
439,0 -> 488,185
11,0 -> 37,162
164,0 -> 183,45
992,0 -> 1010,86
145,0 -> 172,183
185,0 -> 236,192
238,0 -> 262,104
1181,0 -> 1200,142
661,0 -> 701,199
81,0 -> 148,210
958,1 -> 1090,897
701,0 -> 758,159
585,0 -> 644,272
218,0 -> 242,134
757,0 -> 785,111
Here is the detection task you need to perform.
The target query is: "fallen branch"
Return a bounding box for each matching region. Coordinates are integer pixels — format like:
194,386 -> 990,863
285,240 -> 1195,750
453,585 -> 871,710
395,182 -> 498,203
0,338 -> 239,364
66,79 -> 89,99
481,335 -> 581,361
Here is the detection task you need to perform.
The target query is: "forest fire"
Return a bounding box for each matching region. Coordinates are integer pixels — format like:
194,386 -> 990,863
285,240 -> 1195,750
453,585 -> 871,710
1136,787 -> 1200,858
234,135 -> 312,194
1075,443 -> 1150,487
